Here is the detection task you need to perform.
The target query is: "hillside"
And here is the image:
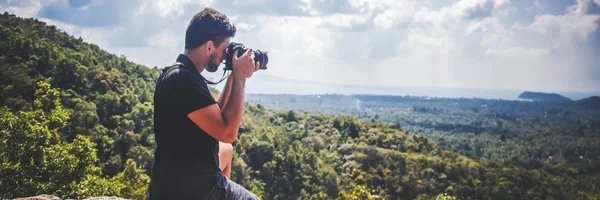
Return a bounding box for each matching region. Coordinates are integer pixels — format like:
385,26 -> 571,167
518,91 -> 572,102
1,12 -> 599,199
0,12 -> 158,199
247,93 -> 600,196
574,96 -> 600,108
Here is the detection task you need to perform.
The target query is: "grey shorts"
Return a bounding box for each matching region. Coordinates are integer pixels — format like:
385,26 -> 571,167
205,173 -> 259,200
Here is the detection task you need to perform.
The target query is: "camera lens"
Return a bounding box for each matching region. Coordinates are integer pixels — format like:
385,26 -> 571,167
223,42 -> 269,70
254,49 -> 268,69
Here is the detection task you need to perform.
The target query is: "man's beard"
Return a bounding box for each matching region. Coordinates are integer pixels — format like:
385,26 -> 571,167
206,52 -> 220,72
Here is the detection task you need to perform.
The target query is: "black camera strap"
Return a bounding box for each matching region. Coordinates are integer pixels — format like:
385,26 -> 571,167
207,69 -> 230,85
165,62 -> 229,85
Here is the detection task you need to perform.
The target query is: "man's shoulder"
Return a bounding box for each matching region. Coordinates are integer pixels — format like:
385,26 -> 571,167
162,66 -> 196,80
160,67 -> 213,98
160,67 -> 204,86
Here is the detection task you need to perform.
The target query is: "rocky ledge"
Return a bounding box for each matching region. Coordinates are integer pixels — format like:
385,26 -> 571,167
15,195 -> 128,200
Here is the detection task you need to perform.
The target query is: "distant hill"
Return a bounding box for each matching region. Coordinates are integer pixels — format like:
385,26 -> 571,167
573,96 -> 600,108
518,91 -> 572,102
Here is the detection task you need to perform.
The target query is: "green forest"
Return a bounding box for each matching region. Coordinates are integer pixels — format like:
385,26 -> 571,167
1,12 -> 599,200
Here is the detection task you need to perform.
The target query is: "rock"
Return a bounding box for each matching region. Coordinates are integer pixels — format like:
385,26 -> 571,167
15,195 -> 60,200
15,195 -> 129,200
84,197 -> 129,200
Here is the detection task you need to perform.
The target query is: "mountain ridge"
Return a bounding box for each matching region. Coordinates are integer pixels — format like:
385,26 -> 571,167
517,91 -> 572,102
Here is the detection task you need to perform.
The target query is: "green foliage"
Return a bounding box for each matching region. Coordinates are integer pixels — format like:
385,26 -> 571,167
338,185 -> 384,200
247,93 -> 600,198
0,14 -> 154,198
433,193 -> 457,200
228,104 -> 600,199
1,81 -> 99,198
287,110 -> 297,122
0,80 -> 149,199
112,159 -> 151,200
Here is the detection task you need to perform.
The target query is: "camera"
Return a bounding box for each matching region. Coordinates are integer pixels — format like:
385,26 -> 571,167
223,42 -> 269,71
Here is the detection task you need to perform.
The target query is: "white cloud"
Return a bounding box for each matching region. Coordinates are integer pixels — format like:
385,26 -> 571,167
148,29 -> 179,49
322,13 -> 369,29
372,1 -> 415,29
414,0 -> 509,25
529,0 -> 600,34
235,22 -> 257,31
0,0 -> 43,17
398,29 -> 457,57
485,47 -> 549,57
155,0 -> 213,17
257,16 -> 333,58
37,17 -> 114,48
1,0 -> 599,94
529,12 -> 600,40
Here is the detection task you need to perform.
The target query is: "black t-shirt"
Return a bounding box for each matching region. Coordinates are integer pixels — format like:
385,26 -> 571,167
149,54 -> 220,199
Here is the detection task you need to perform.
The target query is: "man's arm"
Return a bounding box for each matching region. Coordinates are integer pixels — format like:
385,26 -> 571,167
187,48 -> 257,143
187,72 -> 247,143
217,72 -> 234,109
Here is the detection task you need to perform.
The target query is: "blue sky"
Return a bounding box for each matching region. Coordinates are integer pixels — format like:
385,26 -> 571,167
1,0 -> 599,97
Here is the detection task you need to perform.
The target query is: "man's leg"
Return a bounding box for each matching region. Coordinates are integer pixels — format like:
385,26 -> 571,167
217,142 -> 258,200
219,141 -> 233,179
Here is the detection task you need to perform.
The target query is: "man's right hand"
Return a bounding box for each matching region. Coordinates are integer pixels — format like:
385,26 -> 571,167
232,48 -> 259,78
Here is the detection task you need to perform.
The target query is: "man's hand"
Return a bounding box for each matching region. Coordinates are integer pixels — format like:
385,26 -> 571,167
250,60 -> 261,78
233,48 -> 261,78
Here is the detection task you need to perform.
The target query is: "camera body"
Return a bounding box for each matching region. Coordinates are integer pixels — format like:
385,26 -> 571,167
223,42 -> 269,71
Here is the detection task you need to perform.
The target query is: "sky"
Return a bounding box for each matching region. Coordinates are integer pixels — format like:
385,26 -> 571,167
1,0 -> 599,99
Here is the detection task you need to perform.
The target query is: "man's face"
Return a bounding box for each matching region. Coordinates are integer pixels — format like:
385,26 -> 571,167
206,37 -> 231,72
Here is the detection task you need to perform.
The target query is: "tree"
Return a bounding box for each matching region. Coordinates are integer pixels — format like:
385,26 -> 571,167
338,185 -> 384,200
287,110 -> 297,122
0,81 -> 106,198
113,159 -> 150,200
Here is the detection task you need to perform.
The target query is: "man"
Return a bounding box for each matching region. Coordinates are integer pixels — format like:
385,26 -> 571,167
148,7 -> 260,199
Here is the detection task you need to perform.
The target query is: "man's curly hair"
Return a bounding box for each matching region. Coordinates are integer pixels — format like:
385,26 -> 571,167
185,7 -> 237,50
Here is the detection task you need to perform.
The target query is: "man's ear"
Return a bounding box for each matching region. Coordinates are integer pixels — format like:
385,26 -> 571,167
205,40 -> 215,55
